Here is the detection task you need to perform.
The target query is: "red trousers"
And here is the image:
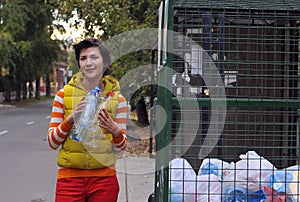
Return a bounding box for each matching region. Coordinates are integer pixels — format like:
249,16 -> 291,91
55,176 -> 119,202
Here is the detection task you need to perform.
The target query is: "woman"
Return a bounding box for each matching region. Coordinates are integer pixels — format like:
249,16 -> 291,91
47,38 -> 128,201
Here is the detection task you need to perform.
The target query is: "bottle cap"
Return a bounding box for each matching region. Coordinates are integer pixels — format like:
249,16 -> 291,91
91,86 -> 101,95
95,86 -> 101,92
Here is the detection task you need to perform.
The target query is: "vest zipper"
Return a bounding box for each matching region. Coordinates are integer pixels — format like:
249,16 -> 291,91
85,149 -> 88,169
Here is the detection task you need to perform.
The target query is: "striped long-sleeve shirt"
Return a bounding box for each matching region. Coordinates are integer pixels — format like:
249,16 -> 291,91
47,89 -> 128,152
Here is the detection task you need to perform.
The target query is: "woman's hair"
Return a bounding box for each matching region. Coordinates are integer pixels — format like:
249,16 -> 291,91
73,38 -> 111,76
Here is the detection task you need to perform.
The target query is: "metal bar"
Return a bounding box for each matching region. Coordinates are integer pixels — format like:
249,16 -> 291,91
172,97 -> 300,108
155,0 -> 173,201
149,49 -> 156,158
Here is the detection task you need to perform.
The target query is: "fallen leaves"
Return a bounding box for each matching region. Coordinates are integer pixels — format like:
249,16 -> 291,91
116,119 -> 156,159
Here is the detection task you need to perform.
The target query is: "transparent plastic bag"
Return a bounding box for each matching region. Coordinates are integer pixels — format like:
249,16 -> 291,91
284,165 -> 300,202
223,186 -> 267,202
199,158 -> 230,180
169,158 -> 197,202
196,174 -> 221,202
223,151 -> 276,193
268,170 -> 293,193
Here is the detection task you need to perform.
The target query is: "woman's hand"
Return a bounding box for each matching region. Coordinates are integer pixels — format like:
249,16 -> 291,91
98,109 -> 122,137
66,97 -> 87,124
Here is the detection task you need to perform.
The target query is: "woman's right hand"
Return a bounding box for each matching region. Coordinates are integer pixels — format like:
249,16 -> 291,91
66,97 -> 87,124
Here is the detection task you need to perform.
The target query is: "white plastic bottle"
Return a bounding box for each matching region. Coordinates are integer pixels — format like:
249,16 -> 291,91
71,86 -> 101,142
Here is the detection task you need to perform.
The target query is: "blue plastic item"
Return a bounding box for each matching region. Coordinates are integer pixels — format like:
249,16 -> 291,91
248,190 -> 267,202
200,162 -> 219,177
268,170 -> 293,193
223,186 -> 247,202
223,187 -> 267,202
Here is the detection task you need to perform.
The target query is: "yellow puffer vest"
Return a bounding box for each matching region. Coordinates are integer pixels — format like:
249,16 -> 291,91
57,72 -> 120,169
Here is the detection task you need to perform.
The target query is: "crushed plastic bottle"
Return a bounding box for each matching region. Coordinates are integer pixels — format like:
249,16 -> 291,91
70,86 -> 101,142
82,91 -> 115,150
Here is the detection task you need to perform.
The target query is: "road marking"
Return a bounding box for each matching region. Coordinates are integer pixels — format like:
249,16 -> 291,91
0,130 -> 8,136
46,116 -> 51,119
26,121 -> 35,125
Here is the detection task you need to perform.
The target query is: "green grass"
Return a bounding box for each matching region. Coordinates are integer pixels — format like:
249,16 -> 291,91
2,95 -> 54,107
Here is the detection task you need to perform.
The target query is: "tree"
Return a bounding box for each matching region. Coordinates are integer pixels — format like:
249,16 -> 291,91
0,0 -> 28,101
22,0 -> 60,99
51,0 -> 160,125
0,32 -> 15,95
0,0 -> 60,101
13,41 -> 33,101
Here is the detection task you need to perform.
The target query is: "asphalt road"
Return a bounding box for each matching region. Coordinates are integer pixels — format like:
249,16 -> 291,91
0,100 -> 155,202
0,100 -> 57,202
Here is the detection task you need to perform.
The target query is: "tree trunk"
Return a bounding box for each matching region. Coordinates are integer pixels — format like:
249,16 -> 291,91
35,77 -> 40,99
136,97 -> 149,127
28,81 -> 33,99
45,72 -> 51,97
5,91 -> 11,102
4,75 -> 13,102
15,81 -> 22,102
0,78 -> 3,92
22,81 -> 28,100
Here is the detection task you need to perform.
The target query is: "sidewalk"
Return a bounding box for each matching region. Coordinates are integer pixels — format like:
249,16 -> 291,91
0,104 -> 15,108
116,156 -> 156,202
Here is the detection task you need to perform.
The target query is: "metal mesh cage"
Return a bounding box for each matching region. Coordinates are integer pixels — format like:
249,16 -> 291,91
155,0 -> 300,201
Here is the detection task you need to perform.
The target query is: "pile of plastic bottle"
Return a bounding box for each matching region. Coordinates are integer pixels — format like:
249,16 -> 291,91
70,86 -> 101,142
69,86 -> 114,150
169,151 -> 299,202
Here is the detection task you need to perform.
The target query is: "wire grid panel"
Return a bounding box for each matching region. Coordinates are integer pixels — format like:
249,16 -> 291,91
158,0 -> 300,201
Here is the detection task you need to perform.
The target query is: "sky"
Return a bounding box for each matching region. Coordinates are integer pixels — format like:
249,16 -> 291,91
50,9 -> 104,43
51,18 -> 86,43
50,9 -> 87,43
51,20 -> 103,44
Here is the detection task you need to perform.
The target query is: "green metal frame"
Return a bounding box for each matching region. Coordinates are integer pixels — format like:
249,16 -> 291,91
155,0 -> 300,201
155,1 -> 174,201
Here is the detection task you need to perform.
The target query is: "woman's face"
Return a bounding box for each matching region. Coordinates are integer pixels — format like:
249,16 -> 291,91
79,46 -> 104,80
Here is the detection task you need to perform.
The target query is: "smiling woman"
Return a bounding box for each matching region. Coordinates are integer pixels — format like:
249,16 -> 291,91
78,47 -> 105,90
47,37 -> 128,202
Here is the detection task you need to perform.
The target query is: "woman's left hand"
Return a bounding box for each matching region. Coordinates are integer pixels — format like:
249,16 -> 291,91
98,109 -> 122,137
